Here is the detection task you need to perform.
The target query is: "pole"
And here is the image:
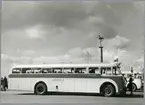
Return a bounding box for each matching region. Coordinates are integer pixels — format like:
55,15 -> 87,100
98,35 -> 104,63
99,46 -> 103,62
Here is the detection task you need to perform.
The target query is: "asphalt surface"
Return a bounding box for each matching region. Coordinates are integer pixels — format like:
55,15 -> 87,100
0,90 -> 144,105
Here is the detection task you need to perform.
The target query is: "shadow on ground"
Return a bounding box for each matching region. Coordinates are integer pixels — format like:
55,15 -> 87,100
16,91 -> 144,98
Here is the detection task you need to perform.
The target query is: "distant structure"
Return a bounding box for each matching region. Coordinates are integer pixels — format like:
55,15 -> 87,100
98,35 -> 104,63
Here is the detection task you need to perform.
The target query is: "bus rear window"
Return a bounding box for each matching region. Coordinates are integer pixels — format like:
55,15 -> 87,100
12,68 -> 21,73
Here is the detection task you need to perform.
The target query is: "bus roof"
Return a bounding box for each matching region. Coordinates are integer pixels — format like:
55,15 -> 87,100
12,62 -> 121,68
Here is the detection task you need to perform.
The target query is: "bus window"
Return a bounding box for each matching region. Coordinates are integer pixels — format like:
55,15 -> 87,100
106,67 -> 112,75
89,67 -> 99,74
95,68 -> 100,74
12,68 -> 21,73
74,68 -> 86,73
32,68 -> 41,74
42,68 -> 52,73
112,67 -> 120,75
63,68 -> 74,73
100,67 -> 106,75
22,68 -> 31,73
53,68 -> 62,73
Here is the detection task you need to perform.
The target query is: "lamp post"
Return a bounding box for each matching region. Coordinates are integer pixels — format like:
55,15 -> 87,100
98,35 -> 104,63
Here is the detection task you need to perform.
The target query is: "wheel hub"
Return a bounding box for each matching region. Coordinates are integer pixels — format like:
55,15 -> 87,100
105,87 -> 111,94
37,86 -> 44,93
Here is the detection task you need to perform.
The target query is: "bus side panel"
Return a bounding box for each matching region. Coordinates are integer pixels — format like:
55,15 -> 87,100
87,78 -> 101,93
9,78 -> 31,91
8,78 -> 19,90
18,78 -> 31,91
30,78 -> 36,91
74,78 -> 87,92
31,78 -> 61,92
62,78 -> 75,92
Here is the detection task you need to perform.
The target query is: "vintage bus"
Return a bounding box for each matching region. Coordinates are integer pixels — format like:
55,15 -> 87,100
122,71 -> 143,91
8,62 -> 126,97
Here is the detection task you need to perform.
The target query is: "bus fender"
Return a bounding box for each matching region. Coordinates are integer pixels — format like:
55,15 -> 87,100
99,80 -> 118,93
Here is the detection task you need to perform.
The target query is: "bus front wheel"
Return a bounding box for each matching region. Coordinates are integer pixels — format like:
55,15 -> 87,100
132,83 -> 137,92
35,82 -> 47,95
102,84 -> 115,97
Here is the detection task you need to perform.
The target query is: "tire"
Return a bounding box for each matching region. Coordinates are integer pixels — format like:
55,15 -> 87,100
35,83 -> 47,95
102,84 -> 115,97
132,83 -> 137,92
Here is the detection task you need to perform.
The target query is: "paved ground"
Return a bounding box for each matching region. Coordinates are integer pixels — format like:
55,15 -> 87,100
0,90 -> 144,105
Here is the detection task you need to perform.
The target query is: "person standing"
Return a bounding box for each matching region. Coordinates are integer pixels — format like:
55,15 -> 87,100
4,76 -> 8,90
128,75 -> 133,95
1,77 -> 4,91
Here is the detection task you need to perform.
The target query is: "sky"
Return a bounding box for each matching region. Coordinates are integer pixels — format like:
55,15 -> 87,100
1,1 -> 144,76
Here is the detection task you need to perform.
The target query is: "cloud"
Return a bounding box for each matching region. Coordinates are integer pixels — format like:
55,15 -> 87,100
2,1 -> 140,40
1,54 -> 13,64
1,2 -> 144,76
105,35 -> 130,49
2,1 -> 36,31
103,49 -> 128,62
132,56 -> 144,70
136,57 -> 144,64
25,26 -> 44,39
17,49 -> 35,56
1,54 -> 9,60
67,47 -> 86,58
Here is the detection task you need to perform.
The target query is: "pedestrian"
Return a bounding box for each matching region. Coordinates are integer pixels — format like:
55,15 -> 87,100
1,77 -> 4,91
4,76 -> 8,90
128,75 -> 134,95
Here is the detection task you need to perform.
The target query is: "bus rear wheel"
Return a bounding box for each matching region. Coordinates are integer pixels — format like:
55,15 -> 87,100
35,83 -> 47,95
102,84 -> 115,97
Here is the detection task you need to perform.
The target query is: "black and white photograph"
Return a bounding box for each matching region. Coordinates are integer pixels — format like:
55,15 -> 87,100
1,1 -> 144,105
